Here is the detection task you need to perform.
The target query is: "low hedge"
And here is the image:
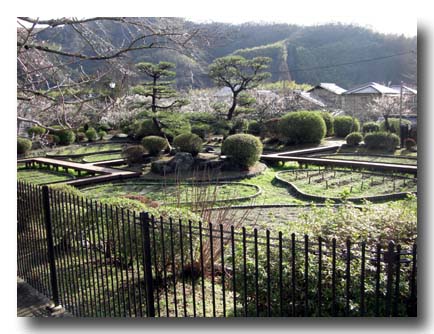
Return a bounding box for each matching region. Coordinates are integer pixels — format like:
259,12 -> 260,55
173,133 -> 203,156
362,122 -> 380,134
320,112 -> 334,136
364,132 -> 400,151
345,132 -> 363,146
122,145 -> 145,165
85,127 -> 98,141
27,126 -> 45,137
334,116 -> 360,137
221,134 -> 263,169
278,111 -> 326,144
98,130 -> 107,140
141,136 -> 168,156
380,118 -> 412,134
17,137 -> 32,154
52,126 -> 76,145
76,132 -> 86,142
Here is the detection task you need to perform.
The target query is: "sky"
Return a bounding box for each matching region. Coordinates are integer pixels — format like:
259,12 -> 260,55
13,0 -> 419,38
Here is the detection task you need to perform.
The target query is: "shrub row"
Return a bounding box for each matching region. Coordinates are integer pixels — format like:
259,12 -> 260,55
364,132 -> 400,151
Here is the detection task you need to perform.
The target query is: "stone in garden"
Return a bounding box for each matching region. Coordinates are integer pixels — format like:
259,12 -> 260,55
204,146 -> 215,153
168,152 -> 195,172
151,159 -> 174,174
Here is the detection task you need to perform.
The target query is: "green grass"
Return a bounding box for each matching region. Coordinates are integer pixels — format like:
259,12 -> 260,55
17,168 -> 75,184
238,163 -> 305,205
81,181 -> 260,205
83,153 -> 123,163
48,143 -> 126,156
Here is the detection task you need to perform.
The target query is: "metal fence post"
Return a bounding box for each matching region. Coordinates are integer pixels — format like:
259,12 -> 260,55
41,186 -> 61,309
140,212 -> 155,317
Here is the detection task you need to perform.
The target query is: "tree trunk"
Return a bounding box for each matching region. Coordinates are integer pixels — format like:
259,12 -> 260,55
151,116 -> 172,150
384,114 -> 390,132
227,92 -> 238,121
151,77 -> 157,113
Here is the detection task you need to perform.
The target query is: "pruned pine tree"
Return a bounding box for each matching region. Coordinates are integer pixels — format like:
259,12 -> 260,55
132,61 -> 188,148
208,55 -> 271,120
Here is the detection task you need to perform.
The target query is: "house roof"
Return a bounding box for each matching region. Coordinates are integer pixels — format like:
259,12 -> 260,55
307,83 -> 346,95
297,91 -> 326,107
343,82 -> 399,95
389,85 -> 418,95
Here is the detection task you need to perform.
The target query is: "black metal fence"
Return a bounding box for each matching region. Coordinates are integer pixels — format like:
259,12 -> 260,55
17,181 -> 417,317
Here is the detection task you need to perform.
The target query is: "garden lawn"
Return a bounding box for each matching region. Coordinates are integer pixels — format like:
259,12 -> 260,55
81,181 -> 260,205
17,168 -> 74,184
48,143 -> 126,156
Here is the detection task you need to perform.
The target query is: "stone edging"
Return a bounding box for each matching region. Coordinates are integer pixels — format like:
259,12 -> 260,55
275,170 -> 416,204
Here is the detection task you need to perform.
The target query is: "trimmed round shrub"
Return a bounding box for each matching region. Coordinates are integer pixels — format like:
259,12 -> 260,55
97,123 -> 110,132
142,136 -> 168,156
320,112 -> 334,137
221,134 -> 263,169
278,111 -> 326,144
52,127 -> 76,145
364,132 -> 400,151
334,116 -> 360,137
247,120 -> 262,136
17,137 -> 32,154
133,119 -> 161,139
191,124 -> 211,140
345,132 -> 363,146
76,132 -> 86,142
98,130 -> 107,140
173,133 -> 203,157
85,127 -> 98,141
380,118 -> 412,134
404,138 -> 417,150
122,145 -> 145,165
27,126 -> 45,137
362,122 -> 380,134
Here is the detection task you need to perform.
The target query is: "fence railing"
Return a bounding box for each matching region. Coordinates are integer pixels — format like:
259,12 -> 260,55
17,181 -> 417,317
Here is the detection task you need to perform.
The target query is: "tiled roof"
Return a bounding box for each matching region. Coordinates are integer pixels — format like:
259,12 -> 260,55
390,85 -> 418,95
297,91 -> 326,107
343,82 -> 399,95
308,83 -> 346,95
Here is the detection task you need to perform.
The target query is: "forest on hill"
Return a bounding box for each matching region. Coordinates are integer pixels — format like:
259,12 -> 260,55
32,18 -> 417,90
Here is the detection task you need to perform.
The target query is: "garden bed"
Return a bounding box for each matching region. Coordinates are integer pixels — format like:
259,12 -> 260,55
81,180 -> 262,206
276,168 -> 417,203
